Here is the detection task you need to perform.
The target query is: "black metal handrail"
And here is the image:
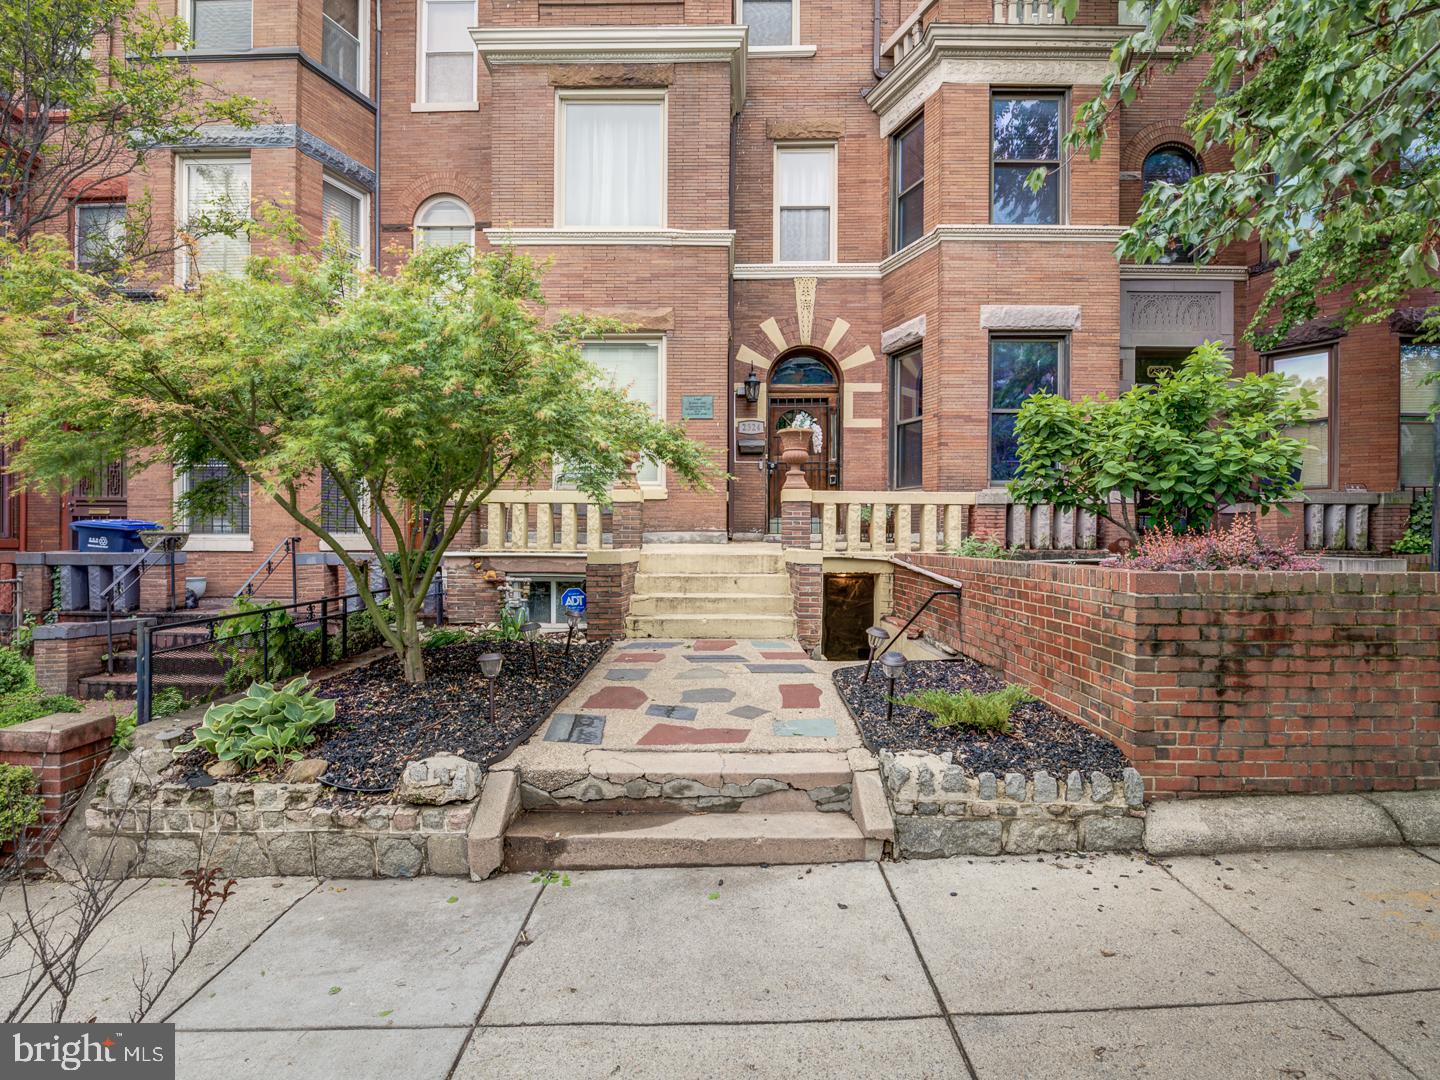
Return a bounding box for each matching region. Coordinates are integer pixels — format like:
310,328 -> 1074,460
873,587 -> 964,662
102,532 -> 186,674
235,535 -> 303,603
135,583 -> 392,725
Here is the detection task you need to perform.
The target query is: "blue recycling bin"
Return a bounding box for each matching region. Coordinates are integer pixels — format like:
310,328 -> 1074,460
70,518 -> 161,553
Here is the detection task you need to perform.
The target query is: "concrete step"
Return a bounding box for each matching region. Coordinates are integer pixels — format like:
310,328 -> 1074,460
634,572 -> 791,596
625,613 -> 797,639
628,592 -> 794,617
76,670 -> 225,702
504,810 -> 874,870
637,550 -> 786,575
582,749 -> 853,792
108,648 -> 227,677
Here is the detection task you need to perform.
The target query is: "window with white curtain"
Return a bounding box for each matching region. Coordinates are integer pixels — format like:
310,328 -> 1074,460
420,0 -> 476,104
75,203 -> 126,270
1400,341 -> 1440,487
583,341 -> 663,486
775,144 -> 834,262
413,196 -> 474,250
738,0 -> 796,47
321,0 -> 362,89
559,95 -> 664,228
188,0 -> 252,50
180,157 -> 250,280
321,177 -> 366,262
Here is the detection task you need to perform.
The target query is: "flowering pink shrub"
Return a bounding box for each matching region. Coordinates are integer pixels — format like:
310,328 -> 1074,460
1103,517 -> 1323,572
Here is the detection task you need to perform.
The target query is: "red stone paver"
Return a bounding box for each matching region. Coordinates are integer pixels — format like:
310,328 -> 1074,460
760,651 -> 811,660
694,639 -> 738,651
778,684 -> 823,709
637,723 -> 750,746
582,686 -> 649,710
617,652 -> 666,663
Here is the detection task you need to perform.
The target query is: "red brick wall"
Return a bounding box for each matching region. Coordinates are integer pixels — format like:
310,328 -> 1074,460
891,554 -> 1440,798
0,706 -> 117,860
584,556 -> 638,640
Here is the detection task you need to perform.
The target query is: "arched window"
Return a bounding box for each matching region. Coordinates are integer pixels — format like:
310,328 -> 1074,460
413,196 -> 474,251
1142,145 -> 1201,190
768,353 -> 837,387
1141,146 -> 1202,263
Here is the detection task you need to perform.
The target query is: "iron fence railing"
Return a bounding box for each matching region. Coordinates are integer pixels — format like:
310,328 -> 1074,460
135,584 -> 395,725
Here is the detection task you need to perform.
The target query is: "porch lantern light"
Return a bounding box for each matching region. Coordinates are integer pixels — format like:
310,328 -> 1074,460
522,620 -> 543,674
862,626 -> 890,683
479,652 -> 503,722
879,651 -> 906,724
742,368 -> 761,404
565,608 -> 582,658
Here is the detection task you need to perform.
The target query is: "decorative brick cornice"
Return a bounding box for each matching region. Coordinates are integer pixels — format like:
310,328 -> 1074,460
156,124 -> 376,191
880,224 -> 1125,276
473,25 -> 748,114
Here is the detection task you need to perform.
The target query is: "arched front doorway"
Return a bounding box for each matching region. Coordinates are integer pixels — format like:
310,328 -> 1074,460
766,350 -> 842,532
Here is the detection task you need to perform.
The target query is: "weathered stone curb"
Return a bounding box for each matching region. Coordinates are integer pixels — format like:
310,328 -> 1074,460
880,751 -> 1146,857
1144,794 -> 1406,856
1363,791 -> 1440,846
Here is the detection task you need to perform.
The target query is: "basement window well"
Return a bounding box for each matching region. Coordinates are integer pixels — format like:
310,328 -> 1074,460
823,573 -> 876,661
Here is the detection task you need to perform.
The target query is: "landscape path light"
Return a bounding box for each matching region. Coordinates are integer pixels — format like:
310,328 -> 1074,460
880,650 -> 907,724
479,652 -> 503,722
862,626 -> 890,683
522,620 -> 542,674
565,609 -> 581,658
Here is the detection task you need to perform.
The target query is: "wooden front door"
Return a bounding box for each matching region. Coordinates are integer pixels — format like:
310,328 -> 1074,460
766,395 -> 841,532
67,457 -> 127,542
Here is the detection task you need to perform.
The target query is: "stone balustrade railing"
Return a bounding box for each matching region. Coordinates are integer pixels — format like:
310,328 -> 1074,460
476,489 -> 643,552
993,0 -> 1065,22
780,489 -> 977,554
1302,497 -> 1372,551
1005,503 -> 1100,550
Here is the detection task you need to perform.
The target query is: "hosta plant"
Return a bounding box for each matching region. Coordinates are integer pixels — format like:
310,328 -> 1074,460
176,677 -> 335,770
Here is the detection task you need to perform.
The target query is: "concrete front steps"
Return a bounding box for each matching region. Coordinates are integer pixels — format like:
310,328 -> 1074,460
625,544 -> 796,640
500,750 -> 894,871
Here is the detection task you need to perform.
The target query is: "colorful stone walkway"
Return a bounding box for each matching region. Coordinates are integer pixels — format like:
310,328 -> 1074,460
516,638 -> 863,757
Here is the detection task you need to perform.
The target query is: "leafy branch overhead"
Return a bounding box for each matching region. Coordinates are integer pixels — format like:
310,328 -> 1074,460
1008,343 -> 1313,542
0,222 -> 717,684
1053,0 -> 1440,346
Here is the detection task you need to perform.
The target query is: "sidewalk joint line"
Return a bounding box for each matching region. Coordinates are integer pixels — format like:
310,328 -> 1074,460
879,862 -> 980,1080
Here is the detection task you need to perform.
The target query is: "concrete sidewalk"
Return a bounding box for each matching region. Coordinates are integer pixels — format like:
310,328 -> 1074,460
5,847 -> 1439,1078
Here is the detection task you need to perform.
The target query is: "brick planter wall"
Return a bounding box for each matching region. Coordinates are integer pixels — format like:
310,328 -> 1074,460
584,552 -> 638,641
0,703 -> 117,857
891,555 -> 1440,799
32,620 -> 143,696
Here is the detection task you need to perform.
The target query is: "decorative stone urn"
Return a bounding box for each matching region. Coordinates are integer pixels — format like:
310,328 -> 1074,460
776,426 -> 813,490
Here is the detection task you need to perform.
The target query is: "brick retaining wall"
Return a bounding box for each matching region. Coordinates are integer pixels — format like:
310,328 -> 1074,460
891,555 -> 1440,799
0,703 -> 117,857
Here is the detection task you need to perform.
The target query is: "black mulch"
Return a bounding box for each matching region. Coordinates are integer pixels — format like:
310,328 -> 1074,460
833,658 -> 1130,779
169,637 -> 607,798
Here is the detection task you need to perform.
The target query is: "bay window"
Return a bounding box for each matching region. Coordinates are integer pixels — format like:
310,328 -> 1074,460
321,176 -> 367,263
420,0 -> 476,105
321,0 -> 362,89
1269,349 -> 1333,488
890,348 -> 923,489
775,144 -> 835,262
991,94 -> 1063,225
187,0 -> 251,51
1401,341 -> 1440,487
559,94 -> 665,228
890,114 -> 924,253
990,337 -> 1064,482
179,156 -> 250,280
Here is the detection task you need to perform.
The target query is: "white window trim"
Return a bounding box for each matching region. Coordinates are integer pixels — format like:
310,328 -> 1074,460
172,467 -> 253,551
772,141 -> 837,264
556,335 -> 668,491
181,0 -> 255,51
513,575 -> 588,627
322,172 -> 371,264
74,201 -> 125,268
553,89 -> 669,230
412,194 -> 476,251
322,0 -> 369,93
175,153 -> 251,286
734,0 -> 810,53
320,473 -> 373,551
414,0 -> 478,109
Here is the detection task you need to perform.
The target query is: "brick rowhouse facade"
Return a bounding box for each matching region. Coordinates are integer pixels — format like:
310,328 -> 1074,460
8,0 -> 1437,596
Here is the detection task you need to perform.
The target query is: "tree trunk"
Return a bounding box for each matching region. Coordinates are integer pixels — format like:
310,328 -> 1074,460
397,601 -> 427,684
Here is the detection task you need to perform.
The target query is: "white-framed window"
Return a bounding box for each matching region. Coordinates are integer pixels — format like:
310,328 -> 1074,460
178,155 -> 251,282
737,0 -> 797,48
186,0 -> 252,51
75,202 -> 126,271
1267,348 -> 1334,489
1400,341 -> 1440,487
321,0 -> 364,91
413,195 -> 474,250
178,460 -> 250,539
418,0 -> 477,106
581,339 -> 665,487
321,174 -> 368,263
774,143 -> 835,262
556,91 -> 666,229
517,576 -> 586,627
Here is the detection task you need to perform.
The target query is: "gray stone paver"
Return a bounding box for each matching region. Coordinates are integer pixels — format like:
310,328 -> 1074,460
168,876 -> 539,1030
174,1029 -> 469,1080
1329,990 -> 1440,1078
1165,847 -> 1440,995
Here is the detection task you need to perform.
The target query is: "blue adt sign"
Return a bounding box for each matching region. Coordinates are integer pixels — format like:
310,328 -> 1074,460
560,587 -> 587,615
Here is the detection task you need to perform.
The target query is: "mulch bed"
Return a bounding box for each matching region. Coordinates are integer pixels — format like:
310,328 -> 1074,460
833,658 -> 1130,779
169,636 -> 607,798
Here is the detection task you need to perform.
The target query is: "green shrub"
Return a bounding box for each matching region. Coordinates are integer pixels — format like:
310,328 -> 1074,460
947,535 -> 1018,559
0,692 -> 81,730
896,685 -> 1037,734
0,647 -> 35,697
422,628 -> 470,650
0,763 -> 42,843
477,606 -> 526,643
176,677 -> 335,770
1393,490 -> 1432,554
